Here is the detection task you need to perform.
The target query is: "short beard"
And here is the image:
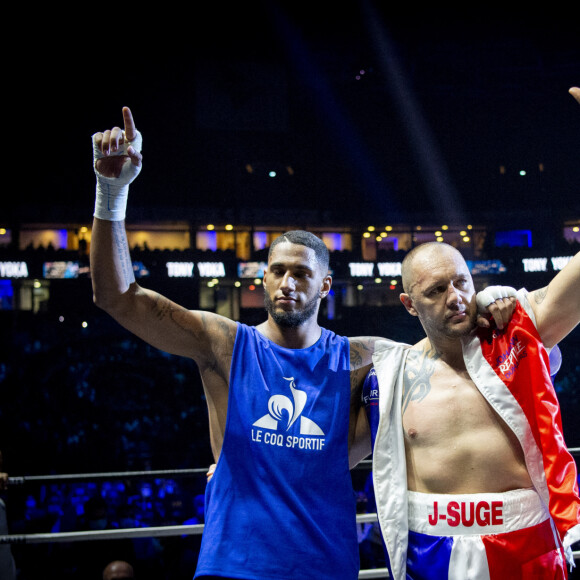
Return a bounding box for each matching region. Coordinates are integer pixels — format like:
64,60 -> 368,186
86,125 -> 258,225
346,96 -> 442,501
442,309 -> 478,338
264,293 -> 320,328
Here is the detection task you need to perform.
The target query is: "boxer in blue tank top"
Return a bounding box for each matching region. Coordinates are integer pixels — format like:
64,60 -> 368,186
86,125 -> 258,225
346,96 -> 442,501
195,323 -> 357,579
90,165 -> 385,580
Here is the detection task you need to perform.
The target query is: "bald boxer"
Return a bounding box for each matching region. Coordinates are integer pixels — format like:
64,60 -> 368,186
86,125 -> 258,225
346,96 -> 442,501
365,240 -> 580,579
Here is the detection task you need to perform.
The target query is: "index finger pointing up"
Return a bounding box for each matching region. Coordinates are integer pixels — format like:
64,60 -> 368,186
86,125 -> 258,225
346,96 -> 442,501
122,106 -> 137,141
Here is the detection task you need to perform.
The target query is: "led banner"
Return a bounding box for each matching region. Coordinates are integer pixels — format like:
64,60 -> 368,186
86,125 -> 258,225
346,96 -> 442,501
551,256 -> 573,271
348,262 -> 402,277
377,262 -> 402,277
238,261 -> 267,278
349,260 -> 508,278
166,262 -> 195,278
0,261 -> 29,279
197,262 -> 226,277
166,261 -> 227,278
521,256 -> 573,273
44,261 -> 79,279
466,260 -> 507,275
25,255 -> 573,282
522,258 -> 548,273
43,261 -> 91,279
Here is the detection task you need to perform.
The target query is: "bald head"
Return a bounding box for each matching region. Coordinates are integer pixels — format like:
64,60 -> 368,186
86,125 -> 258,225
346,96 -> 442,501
103,560 -> 134,580
401,242 -> 466,296
399,241 -> 478,341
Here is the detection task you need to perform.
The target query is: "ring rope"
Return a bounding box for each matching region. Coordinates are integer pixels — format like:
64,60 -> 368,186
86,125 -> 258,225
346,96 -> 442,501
6,452 -> 577,487
0,523 -> 205,545
1,515 -> 579,551
1,514 -> 372,545
7,461 -> 373,486
7,467 -> 209,486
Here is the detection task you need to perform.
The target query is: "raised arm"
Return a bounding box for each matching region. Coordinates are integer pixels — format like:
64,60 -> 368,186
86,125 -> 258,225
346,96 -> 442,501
90,108 -> 237,367
525,89 -> 580,347
527,252 -> 580,348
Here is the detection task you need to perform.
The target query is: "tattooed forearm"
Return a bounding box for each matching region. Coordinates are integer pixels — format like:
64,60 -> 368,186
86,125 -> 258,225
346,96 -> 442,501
402,347 -> 439,413
111,221 -> 136,288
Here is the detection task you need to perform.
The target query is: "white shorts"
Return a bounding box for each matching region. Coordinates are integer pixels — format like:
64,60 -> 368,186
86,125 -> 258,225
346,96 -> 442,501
405,489 -> 567,579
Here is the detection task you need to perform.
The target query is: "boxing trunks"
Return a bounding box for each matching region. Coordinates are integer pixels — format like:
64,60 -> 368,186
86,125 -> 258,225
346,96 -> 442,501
406,489 -> 566,579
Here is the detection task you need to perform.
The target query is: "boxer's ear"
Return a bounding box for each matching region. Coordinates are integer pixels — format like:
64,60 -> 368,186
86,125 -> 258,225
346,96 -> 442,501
400,293 -> 418,317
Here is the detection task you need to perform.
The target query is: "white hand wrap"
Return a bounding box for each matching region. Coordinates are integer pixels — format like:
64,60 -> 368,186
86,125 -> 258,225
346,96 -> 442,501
93,130 -> 143,221
476,285 -> 518,310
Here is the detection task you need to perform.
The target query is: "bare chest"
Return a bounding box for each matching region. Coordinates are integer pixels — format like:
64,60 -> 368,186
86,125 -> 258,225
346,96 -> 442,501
401,353 -> 503,444
400,350 -> 530,492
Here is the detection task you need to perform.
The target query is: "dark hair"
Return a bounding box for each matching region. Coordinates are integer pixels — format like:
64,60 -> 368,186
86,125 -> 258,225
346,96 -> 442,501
268,230 -> 329,272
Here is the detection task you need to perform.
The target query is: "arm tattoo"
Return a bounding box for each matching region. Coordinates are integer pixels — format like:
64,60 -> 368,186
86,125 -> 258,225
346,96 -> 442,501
214,315 -> 235,343
402,347 -> 439,414
152,294 -> 176,322
350,344 -> 363,370
533,287 -> 548,305
349,338 -> 375,397
111,221 -> 136,288
349,339 -> 374,370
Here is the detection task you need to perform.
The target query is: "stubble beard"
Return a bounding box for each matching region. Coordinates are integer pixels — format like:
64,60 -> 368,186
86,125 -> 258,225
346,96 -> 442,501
264,292 -> 320,328
442,308 -> 478,338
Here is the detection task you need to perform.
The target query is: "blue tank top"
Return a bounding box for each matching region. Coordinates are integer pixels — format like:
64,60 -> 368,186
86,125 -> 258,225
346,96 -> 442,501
195,323 -> 358,579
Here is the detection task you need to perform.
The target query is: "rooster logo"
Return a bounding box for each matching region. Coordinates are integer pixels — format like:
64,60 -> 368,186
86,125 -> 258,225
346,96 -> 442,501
253,377 -> 324,435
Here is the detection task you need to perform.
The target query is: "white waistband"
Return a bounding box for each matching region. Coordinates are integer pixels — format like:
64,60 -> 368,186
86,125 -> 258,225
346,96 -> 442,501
408,489 -> 550,536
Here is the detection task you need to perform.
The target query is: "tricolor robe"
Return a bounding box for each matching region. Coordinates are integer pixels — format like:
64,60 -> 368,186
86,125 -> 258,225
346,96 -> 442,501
368,290 -> 580,580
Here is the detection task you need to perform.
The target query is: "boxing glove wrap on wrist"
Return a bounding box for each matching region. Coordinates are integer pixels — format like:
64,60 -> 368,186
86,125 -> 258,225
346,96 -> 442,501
93,130 -> 143,221
476,285 -> 518,310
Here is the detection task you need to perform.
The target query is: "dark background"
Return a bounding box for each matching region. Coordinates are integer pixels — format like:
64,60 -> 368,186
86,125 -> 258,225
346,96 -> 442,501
6,4 -> 580,226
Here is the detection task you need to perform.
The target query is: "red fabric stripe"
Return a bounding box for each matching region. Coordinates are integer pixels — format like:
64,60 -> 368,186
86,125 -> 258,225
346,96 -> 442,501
481,520 -> 568,580
477,304 -> 580,541
483,519 -> 567,579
